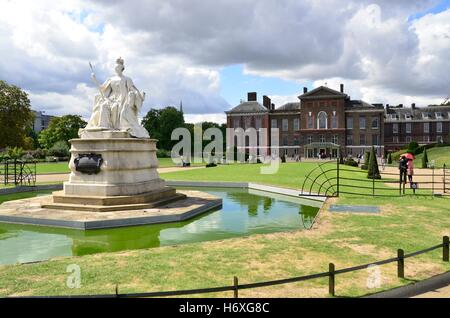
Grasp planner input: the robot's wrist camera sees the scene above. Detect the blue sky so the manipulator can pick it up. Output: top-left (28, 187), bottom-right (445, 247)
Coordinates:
top-left (219, 65), bottom-right (312, 106)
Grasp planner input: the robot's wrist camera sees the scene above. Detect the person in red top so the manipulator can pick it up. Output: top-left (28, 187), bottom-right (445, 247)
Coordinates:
top-left (407, 158), bottom-right (414, 185)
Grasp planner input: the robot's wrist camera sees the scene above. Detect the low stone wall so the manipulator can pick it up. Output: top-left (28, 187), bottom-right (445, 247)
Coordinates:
top-left (0, 184), bottom-right (63, 195)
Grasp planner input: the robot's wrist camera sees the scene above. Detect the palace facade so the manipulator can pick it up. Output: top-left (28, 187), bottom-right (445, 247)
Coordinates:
top-left (225, 84), bottom-right (450, 158)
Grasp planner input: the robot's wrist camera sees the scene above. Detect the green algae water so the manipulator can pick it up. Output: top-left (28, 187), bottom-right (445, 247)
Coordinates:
top-left (0, 187), bottom-right (320, 265)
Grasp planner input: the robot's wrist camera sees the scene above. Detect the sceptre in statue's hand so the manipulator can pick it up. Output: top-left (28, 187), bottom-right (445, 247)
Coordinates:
top-left (89, 62), bottom-right (109, 101)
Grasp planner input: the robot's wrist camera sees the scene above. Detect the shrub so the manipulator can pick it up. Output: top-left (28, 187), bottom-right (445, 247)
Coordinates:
top-left (387, 152), bottom-right (392, 164)
top-left (367, 146), bottom-right (381, 179)
top-left (48, 141), bottom-right (70, 158)
top-left (32, 148), bottom-right (47, 159)
top-left (345, 158), bottom-right (358, 167)
top-left (7, 147), bottom-right (24, 160)
top-left (361, 151), bottom-right (370, 170)
top-left (422, 147), bottom-right (429, 168)
top-left (281, 154), bottom-right (286, 163)
top-left (206, 163), bottom-right (217, 168)
top-left (407, 141), bottom-right (419, 154)
top-left (157, 149), bottom-right (170, 158)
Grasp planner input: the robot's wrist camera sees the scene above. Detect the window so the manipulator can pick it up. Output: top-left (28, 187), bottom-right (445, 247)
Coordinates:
top-left (405, 113), bottom-right (412, 120)
top-left (393, 136), bottom-right (399, 143)
top-left (307, 114), bottom-right (313, 129)
top-left (317, 111), bottom-right (327, 129)
top-left (406, 123), bottom-right (411, 134)
top-left (359, 116), bottom-right (366, 129)
top-left (282, 119), bottom-right (289, 131)
top-left (436, 112), bottom-right (443, 119)
top-left (293, 118), bottom-right (300, 131)
top-left (406, 136), bottom-right (412, 143)
top-left (283, 136), bottom-right (288, 146)
top-left (233, 118), bottom-right (240, 128)
top-left (372, 118), bottom-right (379, 129)
top-left (372, 134), bottom-right (379, 146)
top-left (346, 117), bottom-right (353, 129)
top-left (423, 135), bottom-right (430, 143)
top-left (332, 114), bottom-right (337, 129)
top-left (294, 136), bottom-right (300, 146)
top-left (437, 136), bottom-right (444, 143)
top-left (307, 135), bottom-right (313, 144)
top-left (255, 118), bottom-right (262, 130)
top-left (332, 135), bottom-right (338, 144)
top-left (437, 122), bottom-right (443, 133)
top-left (271, 119), bottom-right (277, 128)
top-left (390, 114), bottom-right (398, 120)
top-left (422, 113), bottom-right (430, 120)
top-left (424, 122), bottom-right (430, 133)
top-left (359, 134), bottom-right (366, 145)
top-left (346, 135), bottom-right (353, 146)
top-left (393, 123), bottom-right (398, 134)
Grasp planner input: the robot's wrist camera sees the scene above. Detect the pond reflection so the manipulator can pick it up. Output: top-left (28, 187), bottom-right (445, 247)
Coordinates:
top-left (0, 187), bottom-right (320, 265)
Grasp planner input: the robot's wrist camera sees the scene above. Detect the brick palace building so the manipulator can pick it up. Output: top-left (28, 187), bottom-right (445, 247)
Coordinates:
top-left (225, 84), bottom-right (450, 158)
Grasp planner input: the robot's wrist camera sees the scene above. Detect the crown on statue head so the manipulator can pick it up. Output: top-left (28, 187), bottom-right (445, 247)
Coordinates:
top-left (116, 57), bottom-right (124, 65)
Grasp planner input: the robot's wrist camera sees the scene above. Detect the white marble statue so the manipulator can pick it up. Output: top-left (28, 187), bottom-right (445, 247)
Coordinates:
top-left (84, 58), bottom-right (150, 138)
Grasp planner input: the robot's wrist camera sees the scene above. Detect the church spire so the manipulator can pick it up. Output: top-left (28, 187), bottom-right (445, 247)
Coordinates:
top-left (179, 100), bottom-right (183, 113)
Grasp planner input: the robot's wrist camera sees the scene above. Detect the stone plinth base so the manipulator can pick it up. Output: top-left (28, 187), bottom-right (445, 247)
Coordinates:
top-left (65, 133), bottom-right (162, 197)
top-left (43, 187), bottom-right (186, 212)
top-left (0, 190), bottom-right (222, 229)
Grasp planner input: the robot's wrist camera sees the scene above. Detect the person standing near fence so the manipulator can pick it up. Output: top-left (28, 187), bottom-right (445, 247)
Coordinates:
top-left (399, 155), bottom-right (408, 184)
top-left (407, 158), bottom-right (414, 185)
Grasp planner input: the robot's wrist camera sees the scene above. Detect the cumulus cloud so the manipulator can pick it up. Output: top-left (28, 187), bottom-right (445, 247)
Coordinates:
top-left (0, 0), bottom-right (448, 122)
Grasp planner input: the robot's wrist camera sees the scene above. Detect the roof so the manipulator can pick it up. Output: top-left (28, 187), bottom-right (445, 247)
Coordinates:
top-left (274, 102), bottom-right (301, 112)
top-left (346, 100), bottom-right (383, 110)
top-left (298, 86), bottom-right (348, 100)
top-left (385, 105), bottom-right (450, 121)
top-left (225, 101), bottom-right (268, 114)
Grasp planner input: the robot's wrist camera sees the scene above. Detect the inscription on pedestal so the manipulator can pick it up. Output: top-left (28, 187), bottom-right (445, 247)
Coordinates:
top-left (74, 153), bottom-right (103, 175)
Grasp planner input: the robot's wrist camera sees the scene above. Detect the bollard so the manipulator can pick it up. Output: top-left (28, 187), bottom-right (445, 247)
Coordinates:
top-left (397, 249), bottom-right (405, 278)
top-left (329, 263), bottom-right (335, 297)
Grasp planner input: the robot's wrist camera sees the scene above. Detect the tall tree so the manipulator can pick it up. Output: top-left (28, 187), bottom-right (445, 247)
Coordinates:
top-left (38, 115), bottom-right (87, 149)
top-left (0, 80), bottom-right (34, 149)
top-left (142, 106), bottom-right (185, 150)
top-left (367, 146), bottom-right (381, 179)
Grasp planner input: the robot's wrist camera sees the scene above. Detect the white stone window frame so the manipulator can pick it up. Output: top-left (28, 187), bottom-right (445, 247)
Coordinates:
top-left (371, 117), bottom-right (379, 129)
top-left (347, 117), bottom-right (353, 130)
top-left (317, 111), bottom-right (328, 130)
top-left (437, 122), bottom-right (443, 133)
top-left (393, 123), bottom-right (399, 134)
top-left (282, 118), bottom-right (289, 131)
top-left (406, 122), bottom-right (412, 134)
top-left (293, 118), bottom-right (300, 131)
top-left (359, 116), bottom-right (366, 130)
top-left (424, 122), bottom-right (430, 133)
top-left (271, 118), bottom-right (277, 128)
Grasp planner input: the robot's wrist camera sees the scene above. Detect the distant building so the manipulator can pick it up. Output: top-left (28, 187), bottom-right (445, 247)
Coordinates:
top-left (32, 110), bottom-right (56, 133)
top-left (225, 84), bottom-right (384, 158)
top-left (384, 104), bottom-right (450, 151)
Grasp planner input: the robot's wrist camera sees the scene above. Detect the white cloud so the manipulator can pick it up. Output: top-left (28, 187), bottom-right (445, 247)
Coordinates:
top-left (0, 0), bottom-right (448, 123)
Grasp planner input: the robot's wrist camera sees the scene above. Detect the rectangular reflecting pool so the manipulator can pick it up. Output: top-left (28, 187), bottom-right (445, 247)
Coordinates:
top-left (0, 187), bottom-right (321, 265)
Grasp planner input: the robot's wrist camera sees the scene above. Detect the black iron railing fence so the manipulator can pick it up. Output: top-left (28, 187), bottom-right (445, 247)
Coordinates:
top-left (12, 236), bottom-right (449, 298)
top-left (0, 160), bottom-right (36, 186)
top-left (300, 159), bottom-right (449, 197)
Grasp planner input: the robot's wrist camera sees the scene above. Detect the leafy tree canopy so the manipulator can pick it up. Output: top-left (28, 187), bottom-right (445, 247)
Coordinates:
top-left (0, 80), bottom-right (34, 149)
top-left (142, 106), bottom-right (185, 150)
top-left (38, 115), bottom-right (87, 149)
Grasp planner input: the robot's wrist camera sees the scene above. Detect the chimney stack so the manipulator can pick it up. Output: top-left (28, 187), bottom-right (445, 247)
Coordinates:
top-left (399, 104), bottom-right (403, 108)
top-left (411, 103), bottom-right (416, 109)
top-left (247, 92), bottom-right (257, 102)
top-left (271, 103), bottom-right (275, 110)
top-left (303, 87), bottom-right (308, 94)
top-left (263, 95), bottom-right (271, 109)
top-left (340, 83), bottom-right (344, 93)
top-left (386, 104), bottom-right (390, 111)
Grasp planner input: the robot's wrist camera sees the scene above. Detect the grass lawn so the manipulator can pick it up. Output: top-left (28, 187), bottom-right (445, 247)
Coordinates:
top-left (34, 158), bottom-right (204, 174)
top-left (414, 146), bottom-right (450, 168)
top-left (35, 162), bottom-right (70, 174)
top-left (0, 162), bottom-right (448, 297)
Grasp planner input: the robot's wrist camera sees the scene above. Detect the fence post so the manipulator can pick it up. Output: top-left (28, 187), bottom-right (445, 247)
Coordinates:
top-left (329, 263), bottom-right (335, 297)
top-left (443, 164), bottom-right (446, 194)
top-left (233, 276), bottom-right (239, 298)
top-left (397, 249), bottom-right (405, 278)
top-left (444, 236), bottom-right (449, 262)
top-left (115, 284), bottom-right (119, 298)
top-left (372, 170), bottom-right (375, 197)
